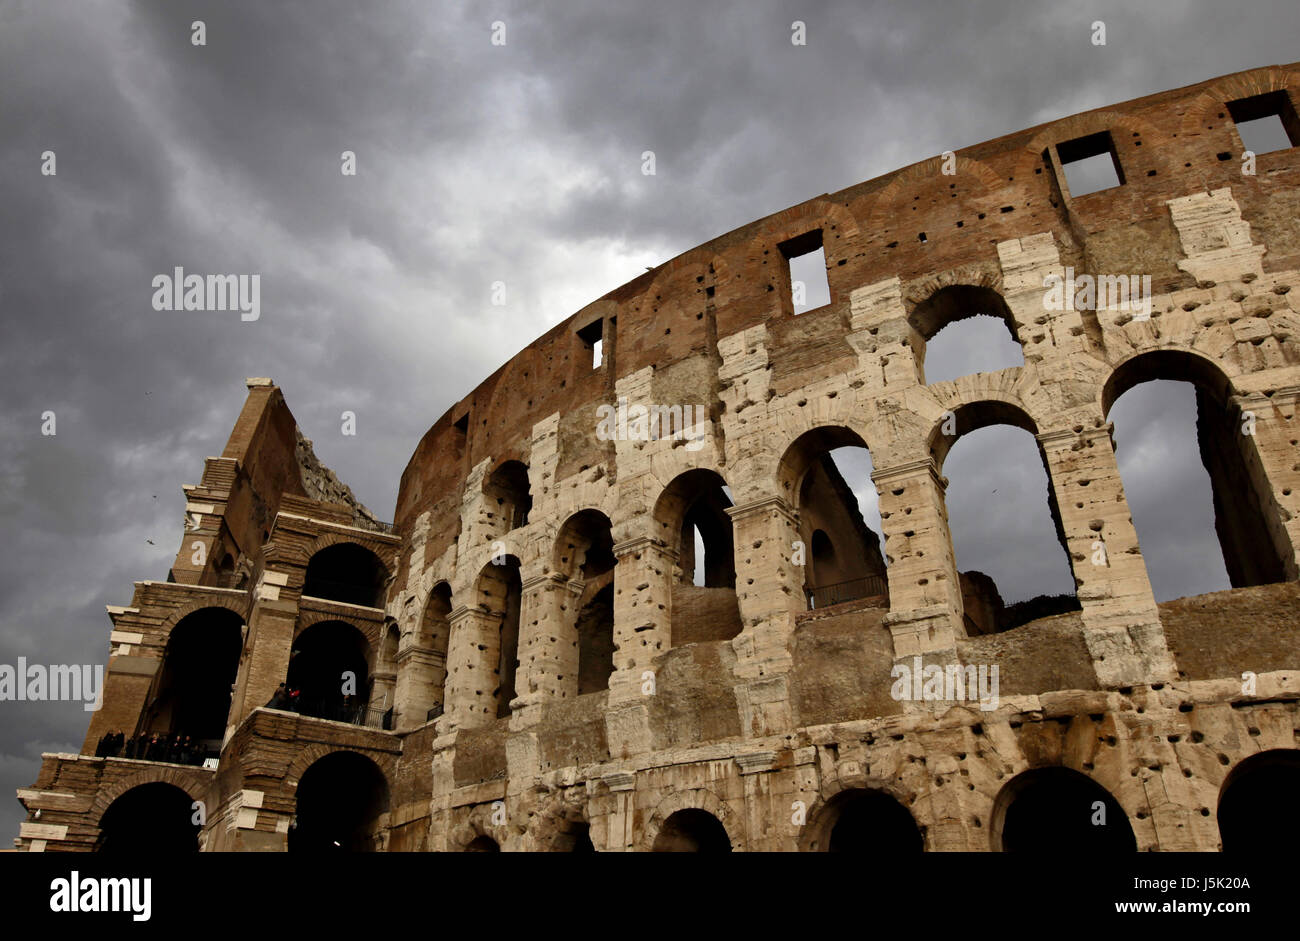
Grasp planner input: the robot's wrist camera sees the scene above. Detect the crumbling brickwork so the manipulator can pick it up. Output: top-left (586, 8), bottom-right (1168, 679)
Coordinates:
top-left (16, 64), bottom-right (1300, 854)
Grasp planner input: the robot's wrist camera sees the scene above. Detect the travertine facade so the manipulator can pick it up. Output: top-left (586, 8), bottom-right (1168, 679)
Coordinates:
top-left (16, 65), bottom-right (1300, 853)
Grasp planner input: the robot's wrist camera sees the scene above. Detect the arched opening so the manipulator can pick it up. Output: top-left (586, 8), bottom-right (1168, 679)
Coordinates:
top-left (652, 809), bottom-right (732, 852)
top-left (486, 460), bottom-right (532, 531)
top-left (909, 285), bottom-right (1024, 385)
top-left (993, 767), bottom-right (1136, 852)
top-left (653, 469), bottom-right (741, 646)
top-left (1104, 350), bottom-right (1287, 601)
top-left (551, 820), bottom-right (596, 852)
top-left (803, 788), bottom-right (923, 853)
top-left (286, 620), bottom-right (371, 724)
top-left (1217, 749), bottom-right (1300, 852)
top-left (477, 556), bottom-right (522, 719)
top-left (930, 403), bottom-right (1079, 634)
top-left (97, 782), bottom-right (199, 853)
top-left (288, 751), bottom-right (389, 852)
top-left (465, 835), bottom-right (500, 852)
top-left (778, 426), bottom-right (887, 609)
top-left (555, 509), bottom-right (617, 695)
top-left (138, 607), bottom-right (242, 760)
top-left (302, 543), bottom-right (389, 608)
top-left (415, 582), bottom-right (453, 723)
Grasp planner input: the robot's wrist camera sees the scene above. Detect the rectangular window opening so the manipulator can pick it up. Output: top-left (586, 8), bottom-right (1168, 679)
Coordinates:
top-left (779, 229), bottom-right (830, 315)
top-left (1057, 130), bottom-right (1124, 197)
top-left (576, 319), bottom-right (604, 369)
top-left (1227, 91), bottom-right (1300, 156)
top-left (452, 412), bottom-right (469, 434)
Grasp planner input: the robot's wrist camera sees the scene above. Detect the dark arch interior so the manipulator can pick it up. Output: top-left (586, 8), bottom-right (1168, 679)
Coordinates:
top-left (97, 782), bottom-right (199, 854)
top-left (289, 751), bottom-right (389, 852)
top-left (576, 583), bottom-right (615, 694)
top-left (822, 789), bottom-right (923, 853)
top-left (652, 808), bottom-right (732, 852)
top-left (287, 620), bottom-right (370, 722)
top-left (465, 835), bottom-right (500, 852)
top-left (143, 608), bottom-right (242, 743)
top-left (553, 821), bottom-right (595, 852)
top-left (998, 767), bottom-right (1136, 852)
top-left (1218, 750), bottom-right (1300, 852)
top-left (302, 543), bottom-right (389, 608)
top-left (478, 557), bottom-right (522, 718)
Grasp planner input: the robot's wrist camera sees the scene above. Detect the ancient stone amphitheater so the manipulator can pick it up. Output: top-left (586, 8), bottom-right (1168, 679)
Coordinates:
top-left (17, 64), bottom-right (1300, 853)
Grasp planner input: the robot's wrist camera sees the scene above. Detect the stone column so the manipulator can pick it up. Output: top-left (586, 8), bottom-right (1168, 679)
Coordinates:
top-left (227, 568), bottom-right (297, 740)
top-left (727, 496), bottom-right (805, 737)
top-left (603, 536), bottom-right (673, 757)
top-left (441, 604), bottom-right (499, 732)
top-left (513, 573), bottom-right (579, 712)
top-left (393, 644), bottom-right (444, 731)
top-left (871, 458), bottom-right (964, 659)
top-left (1232, 387), bottom-right (1300, 580)
top-left (1037, 424), bottom-right (1176, 687)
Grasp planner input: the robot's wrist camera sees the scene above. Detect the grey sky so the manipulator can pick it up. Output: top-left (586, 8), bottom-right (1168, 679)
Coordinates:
top-left (2, 0), bottom-right (1296, 841)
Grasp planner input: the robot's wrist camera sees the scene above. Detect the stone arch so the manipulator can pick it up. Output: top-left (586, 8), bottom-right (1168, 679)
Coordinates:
top-left (302, 541), bottom-right (391, 608)
top-left (91, 767), bottom-right (210, 824)
top-left (926, 397), bottom-right (1039, 473)
top-left (641, 787), bottom-right (740, 852)
top-left (1102, 347), bottom-right (1289, 591)
top-left (653, 468), bottom-right (736, 590)
top-left (293, 608), bottom-right (382, 651)
top-left (140, 606), bottom-right (243, 741)
top-left (904, 282), bottom-right (1024, 385)
top-left (925, 398), bottom-right (1077, 630)
top-left (1026, 109), bottom-right (1169, 182)
top-left (287, 749), bottom-right (391, 852)
top-left (990, 766), bottom-right (1136, 852)
top-left (852, 154), bottom-right (1004, 236)
top-left (798, 786), bottom-right (924, 853)
top-left (449, 803), bottom-right (511, 852)
top-left (776, 425), bottom-right (887, 608)
top-left (156, 594), bottom-right (249, 638)
top-left (474, 554), bottom-right (523, 718)
top-left (1217, 748), bottom-right (1300, 852)
top-left (95, 780), bottom-right (202, 853)
top-left (287, 619), bottom-right (373, 721)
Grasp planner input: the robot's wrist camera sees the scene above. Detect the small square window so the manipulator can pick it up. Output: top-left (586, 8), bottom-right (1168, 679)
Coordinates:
top-left (1227, 91), bottom-right (1300, 156)
top-left (1057, 131), bottom-right (1125, 197)
top-left (576, 319), bottom-right (604, 369)
top-left (779, 230), bottom-right (830, 315)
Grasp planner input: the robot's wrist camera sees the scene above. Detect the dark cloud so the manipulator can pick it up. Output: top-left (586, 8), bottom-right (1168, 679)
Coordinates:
top-left (2, 0), bottom-right (1296, 840)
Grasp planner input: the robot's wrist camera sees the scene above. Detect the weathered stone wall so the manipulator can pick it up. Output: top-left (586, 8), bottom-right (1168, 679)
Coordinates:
top-left (17, 64), bottom-right (1300, 854)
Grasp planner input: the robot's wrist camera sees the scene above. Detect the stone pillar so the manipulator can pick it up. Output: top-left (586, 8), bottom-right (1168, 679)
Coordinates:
top-left (227, 568), bottom-right (297, 740)
top-left (1037, 424), bottom-right (1176, 686)
top-left (872, 458), bottom-right (964, 658)
top-left (1232, 387), bottom-right (1300, 580)
top-left (441, 604), bottom-right (499, 732)
top-left (603, 536), bottom-right (672, 757)
top-left (727, 496), bottom-right (805, 737)
top-left (513, 573), bottom-right (579, 711)
top-left (393, 644), bottom-right (444, 731)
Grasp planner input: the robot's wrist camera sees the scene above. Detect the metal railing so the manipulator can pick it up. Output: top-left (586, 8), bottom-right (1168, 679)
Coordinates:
top-left (294, 698), bottom-right (396, 730)
top-left (299, 577), bottom-right (385, 609)
top-left (805, 574), bottom-right (888, 610)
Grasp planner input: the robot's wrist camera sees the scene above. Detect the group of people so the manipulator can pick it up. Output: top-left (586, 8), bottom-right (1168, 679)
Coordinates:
top-left (94, 730), bottom-right (212, 766)
top-left (265, 683), bottom-right (370, 725)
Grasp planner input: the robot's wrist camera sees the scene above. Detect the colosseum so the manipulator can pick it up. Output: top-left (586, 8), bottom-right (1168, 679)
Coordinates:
top-left (15, 63), bottom-right (1300, 854)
